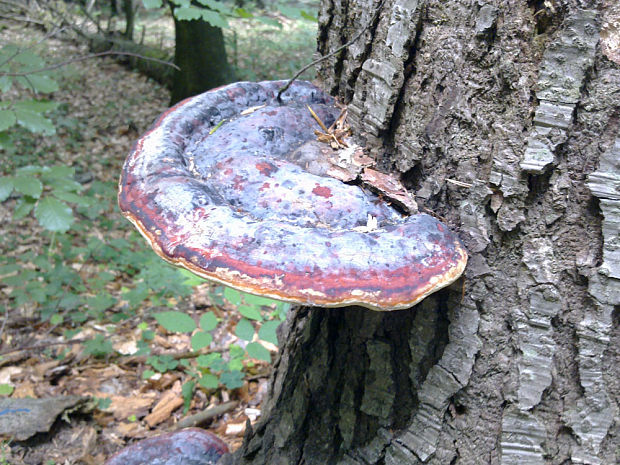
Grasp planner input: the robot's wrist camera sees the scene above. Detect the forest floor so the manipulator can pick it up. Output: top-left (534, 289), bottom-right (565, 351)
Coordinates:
top-left (0, 10), bottom-right (316, 464)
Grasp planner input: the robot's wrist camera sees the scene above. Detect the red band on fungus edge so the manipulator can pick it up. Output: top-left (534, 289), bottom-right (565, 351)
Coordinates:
top-left (118, 81), bottom-right (467, 311)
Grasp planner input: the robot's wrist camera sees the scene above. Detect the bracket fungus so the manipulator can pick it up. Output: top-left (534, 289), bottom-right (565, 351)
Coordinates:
top-left (118, 81), bottom-right (467, 311)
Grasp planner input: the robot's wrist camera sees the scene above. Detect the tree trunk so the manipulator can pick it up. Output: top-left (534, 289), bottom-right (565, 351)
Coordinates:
top-left (122, 0), bottom-right (135, 40)
top-left (222, 1), bottom-right (619, 464)
top-left (170, 7), bottom-right (233, 104)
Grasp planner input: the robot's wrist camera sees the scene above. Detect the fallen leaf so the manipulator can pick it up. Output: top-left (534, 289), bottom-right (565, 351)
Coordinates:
top-left (144, 387), bottom-right (184, 427)
top-left (361, 168), bottom-right (418, 214)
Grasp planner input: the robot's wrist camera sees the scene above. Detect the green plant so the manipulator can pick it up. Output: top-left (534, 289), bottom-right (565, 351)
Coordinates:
top-left (0, 440), bottom-right (11, 465)
top-left (143, 0), bottom-right (315, 29)
top-left (0, 384), bottom-right (14, 396)
top-left (0, 165), bottom-right (90, 233)
top-left (153, 287), bottom-right (290, 393)
top-left (0, 18), bottom-right (305, 418)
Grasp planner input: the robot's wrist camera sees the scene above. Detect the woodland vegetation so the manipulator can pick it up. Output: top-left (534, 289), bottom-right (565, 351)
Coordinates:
top-left (0, 0), bottom-right (319, 462)
top-left (1, 1), bottom-right (619, 465)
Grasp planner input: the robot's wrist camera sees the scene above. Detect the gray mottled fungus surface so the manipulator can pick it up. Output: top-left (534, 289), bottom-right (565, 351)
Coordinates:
top-left (119, 80), bottom-right (467, 310)
top-left (105, 428), bottom-right (228, 465)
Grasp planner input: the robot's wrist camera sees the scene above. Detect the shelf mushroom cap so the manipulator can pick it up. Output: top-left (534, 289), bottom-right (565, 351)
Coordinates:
top-left (118, 81), bottom-right (467, 311)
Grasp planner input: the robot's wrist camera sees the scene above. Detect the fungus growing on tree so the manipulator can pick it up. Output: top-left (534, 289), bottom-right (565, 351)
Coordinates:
top-left (118, 81), bottom-right (467, 311)
top-left (105, 428), bottom-right (228, 465)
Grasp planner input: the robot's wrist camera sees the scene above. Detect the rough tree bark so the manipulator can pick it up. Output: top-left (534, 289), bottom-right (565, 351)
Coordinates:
top-left (222, 1), bottom-right (619, 464)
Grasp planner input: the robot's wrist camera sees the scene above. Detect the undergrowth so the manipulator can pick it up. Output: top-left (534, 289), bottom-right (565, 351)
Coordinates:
top-left (0, 2), bottom-right (315, 409)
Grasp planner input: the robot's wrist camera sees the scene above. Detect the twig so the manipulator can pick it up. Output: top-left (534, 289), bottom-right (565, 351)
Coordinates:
top-left (0, 338), bottom-right (88, 356)
top-left (173, 401), bottom-right (238, 430)
top-left (1, 50), bottom-right (180, 77)
top-left (122, 347), bottom-right (226, 365)
top-left (78, 3), bottom-right (106, 36)
top-left (0, 25), bottom-right (66, 69)
top-left (446, 179), bottom-right (473, 188)
top-left (276, 0), bottom-right (386, 101)
top-left (0, 14), bottom-right (46, 26)
top-left (307, 105), bottom-right (329, 132)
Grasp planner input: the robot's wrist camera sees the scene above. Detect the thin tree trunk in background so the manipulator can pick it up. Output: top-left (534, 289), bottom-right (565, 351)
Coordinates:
top-left (223, 1), bottom-right (619, 464)
top-left (170, 8), bottom-right (233, 105)
top-left (122, 0), bottom-right (134, 40)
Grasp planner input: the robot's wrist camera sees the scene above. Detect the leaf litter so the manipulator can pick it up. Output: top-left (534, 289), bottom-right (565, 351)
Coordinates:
top-left (0, 22), bottom-right (271, 464)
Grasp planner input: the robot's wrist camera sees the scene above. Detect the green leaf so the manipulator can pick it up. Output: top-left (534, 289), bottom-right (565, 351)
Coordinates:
top-left (244, 293), bottom-right (281, 307)
top-left (13, 176), bottom-right (42, 198)
top-left (208, 11), bottom-right (229, 28)
top-left (229, 343), bottom-right (245, 359)
top-left (196, 353), bottom-right (225, 370)
top-left (148, 354), bottom-right (179, 372)
top-left (199, 312), bottom-right (217, 331)
top-left (142, 0), bottom-right (163, 7)
top-left (0, 176), bottom-right (14, 201)
top-left (179, 268), bottom-right (203, 286)
top-left (14, 100), bottom-right (60, 113)
top-left (174, 6), bottom-right (202, 20)
top-left (14, 108), bottom-right (55, 134)
top-left (15, 165), bottom-right (44, 176)
top-left (198, 373), bottom-right (218, 389)
top-left (278, 6), bottom-right (308, 20)
top-left (223, 287), bottom-right (242, 306)
top-left (234, 8), bottom-right (253, 18)
top-left (34, 197), bottom-right (74, 232)
top-left (256, 16), bottom-right (282, 28)
top-left (191, 331), bottom-right (213, 351)
top-left (45, 165), bottom-right (74, 178)
top-left (0, 384), bottom-right (14, 396)
top-left (228, 357), bottom-right (243, 371)
top-left (83, 334), bottom-right (114, 357)
top-left (239, 304), bottom-right (262, 321)
top-left (47, 178), bottom-right (83, 193)
top-left (124, 285), bottom-right (149, 307)
top-left (0, 75), bottom-right (12, 93)
top-left (70, 311), bottom-right (87, 323)
top-left (246, 342), bottom-right (271, 362)
top-left (154, 311), bottom-right (196, 332)
top-left (219, 370), bottom-right (244, 389)
top-left (12, 50), bottom-right (42, 66)
top-left (258, 320), bottom-right (280, 346)
top-left (53, 190), bottom-right (91, 205)
top-left (0, 109), bottom-right (16, 131)
top-left (0, 132), bottom-right (14, 152)
top-left (27, 74), bottom-right (59, 93)
top-left (235, 317), bottom-right (254, 341)
top-left (12, 197), bottom-right (35, 219)
top-left (196, 0), bottom-right (225, 12)
top-left (96, 397), bottom-right (112, 409)
top-left (182, 380), bottom-right (195, 413)
top-left (142, 369), bottom-right (156, 379)
top-left (87, 294), bottom-right (116, 312)
top-left (301, 10), bottom-right (318, 22)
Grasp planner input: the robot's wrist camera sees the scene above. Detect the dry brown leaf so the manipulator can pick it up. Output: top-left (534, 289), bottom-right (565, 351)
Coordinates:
top-left (361, 168), bottom-right (418, 214)
top-left (33, 359), bottom-right (61, 378)
top-left (224, 416), bottom-right (248, 436)
top-left (115, 421), bottom-right (149, 439)
top-left (104, 393), bottom-right (157, 421)
top-left (12, 380), bottom-right (36, 398)
top-left (144, 387), bottom-right (184, 427)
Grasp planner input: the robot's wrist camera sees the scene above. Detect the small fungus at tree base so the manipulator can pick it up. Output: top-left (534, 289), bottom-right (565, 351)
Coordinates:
top-left (104, 428), bottom-right (228, 465)
top-left (118, 80), bottom-right (467, 311)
